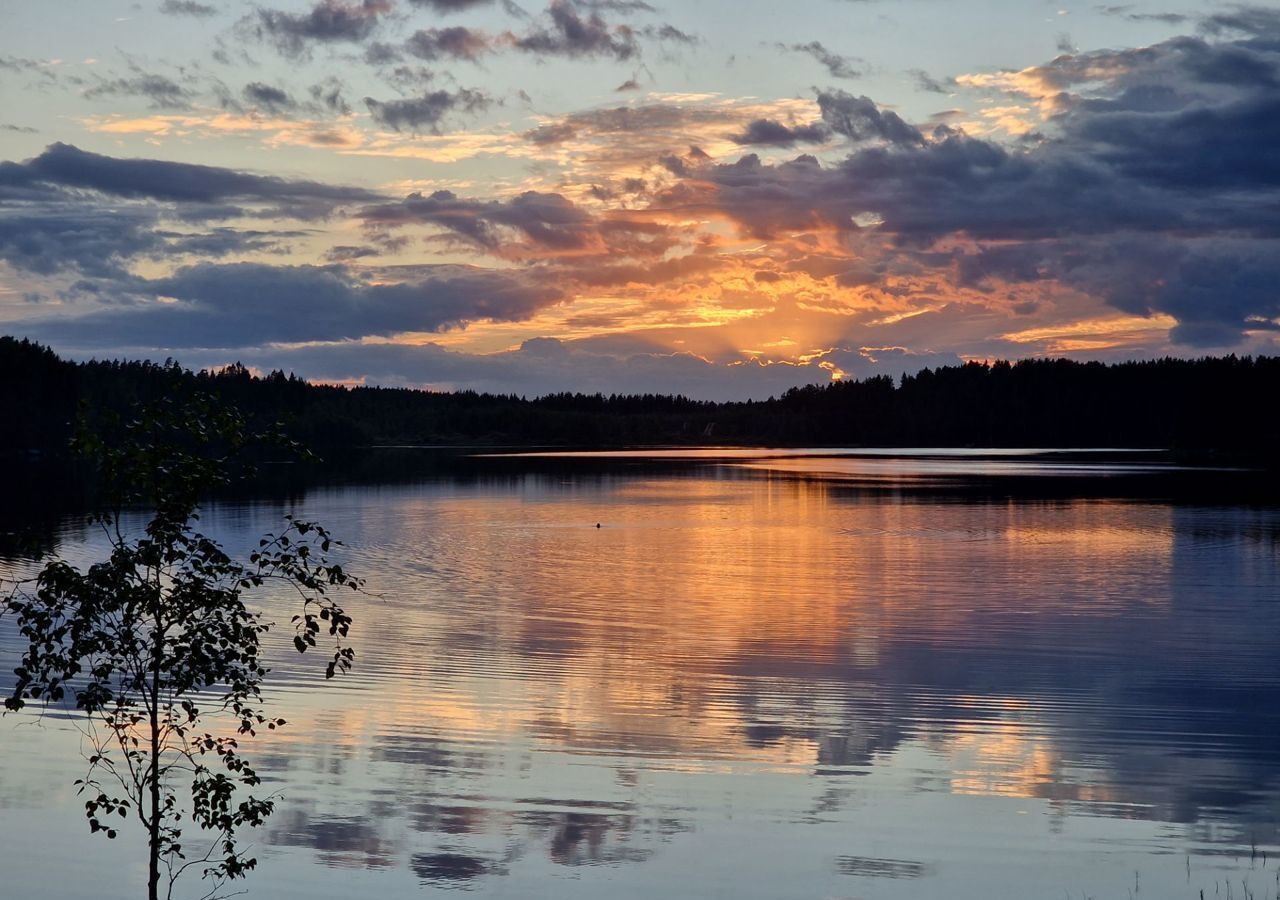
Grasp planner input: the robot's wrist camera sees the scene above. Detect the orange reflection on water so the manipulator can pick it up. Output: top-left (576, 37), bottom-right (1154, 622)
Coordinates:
top-left (253, 469), bottom-right (1179, 786)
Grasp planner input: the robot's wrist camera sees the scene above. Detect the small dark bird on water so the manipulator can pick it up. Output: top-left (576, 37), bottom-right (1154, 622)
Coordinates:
top-left (596, 523), bottom-right (601, 528)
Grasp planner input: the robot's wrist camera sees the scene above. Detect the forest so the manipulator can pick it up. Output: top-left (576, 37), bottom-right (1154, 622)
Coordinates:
top-left (3, 336), bottom-right (1278, 460)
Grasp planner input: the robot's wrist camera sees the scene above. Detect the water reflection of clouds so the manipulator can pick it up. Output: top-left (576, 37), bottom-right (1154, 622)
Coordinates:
top-left (247, 472), bottom-right (1280, 876)
top-left (4, 458), bottom-right (1280, 898)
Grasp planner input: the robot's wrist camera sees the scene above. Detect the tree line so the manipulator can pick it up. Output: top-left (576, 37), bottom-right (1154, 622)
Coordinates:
top-left (3, 336), bottom-right (1278, 459)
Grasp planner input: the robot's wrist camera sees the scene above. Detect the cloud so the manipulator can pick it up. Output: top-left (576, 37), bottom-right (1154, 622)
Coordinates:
top-left (576, 0), bottom-right (656, 12)
top-left (362, 189), bottom-right (594, 250)
top-left (250, 0), bottom-right (686, 67)
top-left (0, 206), bottom-right (168, 278)
top-left (646, 20), bottom-right (1280, 346)
top-left (407, 0), bottom-right (527, 16)
top-left (83, 71), bottom-right (193, 109)
top-left (242, 81), bottom-right (296, 113)
top-left (0, 55), bottom-right (58, 87)
top-left (323, 244), bottom-right (384, 261)
top-left (407, 0), bottom-right (495, 10)
top-left (404, 26), bottom-right (494, 62)
top-left (523, 102), bottom-right (724, 143)
top-left (779, 41), bottom-right (862, 79)
top-left (253, 0), bottom-right (393, 57)
top-left (1200, 6), bottom-right (1280, 36)
top-left (0, 211), bottom-right (300, 281)
top-left (517, 96), bottom-right (822, 177)
top-left (0, 143), bottom-right (382, 217)
top-left (158, 0), bottom-right (218, 16)
top-left (23, 263), bottom-right (564, 349)
top-left (0, 144), bottom-right (383, 278)
top-left (728, 118), bottom-right (829, 147)
top-left (510, 0), bottom-right (640, 60)
top-left (816, 90), bottom-right (923, 145)
top-left (363, 88), bottom-right (493, 132)
top-left (1095, 5), bottom-right (1195, 26)
top-left (358, 188), bottom-right (675, 262)
top-left (642, 23), bottom-right (697, 47)
top-left (909, 68), bottom-right (953, 94)
top-left (10, 6), bottom-right (1280, 382)
top-left (308, 77), bottom-right (352, 115)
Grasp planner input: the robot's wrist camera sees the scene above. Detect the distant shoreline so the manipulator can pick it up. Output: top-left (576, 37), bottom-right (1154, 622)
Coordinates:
top-left (3, 336), bottom-right (1277, 466)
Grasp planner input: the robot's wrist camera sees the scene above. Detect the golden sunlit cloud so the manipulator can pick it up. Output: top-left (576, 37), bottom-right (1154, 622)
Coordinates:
top-left (1000, 314), bottom-right (1178, 352)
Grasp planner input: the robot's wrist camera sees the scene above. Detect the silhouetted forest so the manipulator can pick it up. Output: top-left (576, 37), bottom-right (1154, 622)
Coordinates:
top-left (3, 336), bottom-right (1278, 460)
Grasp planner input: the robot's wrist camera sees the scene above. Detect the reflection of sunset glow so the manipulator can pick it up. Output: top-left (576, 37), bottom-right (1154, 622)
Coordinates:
top-left (948, 723), bottom-right (1060, 799)
top-left (248, 474), bottom-right (1182, 782)
top-left (5, 463), bottom-right (1280, 899)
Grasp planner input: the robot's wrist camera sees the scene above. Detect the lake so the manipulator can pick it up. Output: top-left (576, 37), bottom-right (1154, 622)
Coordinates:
top-left (2, 449), bottom-right (1279, 899)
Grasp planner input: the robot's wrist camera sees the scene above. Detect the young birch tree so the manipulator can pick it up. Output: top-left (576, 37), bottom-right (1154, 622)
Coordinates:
top-left (2, 390), bottom-right (361, 900)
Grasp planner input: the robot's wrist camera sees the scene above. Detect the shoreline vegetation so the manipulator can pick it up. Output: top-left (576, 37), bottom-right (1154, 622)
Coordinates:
top-left (4, 336), bottom-right (1278, 462)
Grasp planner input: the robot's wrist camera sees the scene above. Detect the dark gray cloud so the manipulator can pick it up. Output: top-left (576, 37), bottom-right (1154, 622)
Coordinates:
top-left (1200, 6), bottom-right (1280, 36)
top-left (0, 124), bottom-right (37, 133)
top-left (83, 71), bottom-right (193, 109)
top-left (908, 68), bottom-right (953, 94)
top-left (157, 227), bottom-right (302, 258)
top-left (364, 88), bottom-right (493, 132)
top-left (0, 55), bottom-right (58, 84)
top-left (576, 0), bottom-right (655, 12)
top-left (242, 81), bottom-right (296, 113)
top-left (231, 77), bottom-right (350, 118)
top-left (780, 41), bottom-right (862, 79)
top-left (361, 189), bottom-right (598, 252)
top-left (0, 143), bottom-right (382, 217)
top-left (380, 64), bottom-right (440, 91)
top-left (253, 0), bottom-right (393, 57)
top-left (158, 0), bottom-right (218, 16)
top-left (729, 118), bottom-right (830, 147)
top-left (0, 206), bottom-right (165, 278)
top-left (309, 77), bottom-right (352, 115)
top-left (408, 0), bottom-right (495, 10)
top-left (323, 244), bottom-right (384, 261)
top-left (405, 26), bottom-right (493, 61)
top-left (0, 56), bottom-right (39, 71)
top-left (1127, 11), bottom-right (1190, 25)
top-left (363, 41), bottom-right (403, 64)
top-left (253, 0), bottom-right (683, 65)
top-left (816, 90), bottom-right (923, 145)
top-left (23, 263), bottom-right (563, 349)
top-left (0, 209), bottom-right (300, 281)
top-left (410, 0), bottom-right (527, 16)
top-left (1093, 7), bottom-right (1191, 28)
top-left (360, 185), bottom-right (680, 267)
top-left (0, 144), bottom-right (384, 279)
top-left (511, 0), bottom-right (640, 60)
top-left (642, 23), bottom-right (697, 46)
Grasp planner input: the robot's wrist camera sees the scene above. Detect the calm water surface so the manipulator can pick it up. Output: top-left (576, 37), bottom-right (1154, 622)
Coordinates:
top-left (2, 450), bottom-right (1279, 899)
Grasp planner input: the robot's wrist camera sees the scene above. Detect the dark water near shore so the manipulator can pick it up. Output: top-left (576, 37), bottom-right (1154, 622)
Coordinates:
top-left (2, 449), bottom-right (1279, 899)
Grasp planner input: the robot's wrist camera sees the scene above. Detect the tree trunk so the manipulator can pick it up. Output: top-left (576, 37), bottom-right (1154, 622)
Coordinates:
top-left (148, 607), bottom-right (163, 900)
top-left (148, 705), bottom-right (160, 900)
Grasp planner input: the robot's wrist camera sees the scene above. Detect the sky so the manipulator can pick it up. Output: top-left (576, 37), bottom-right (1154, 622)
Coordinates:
top-left (1, 0), bottom-right (1278, 399)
